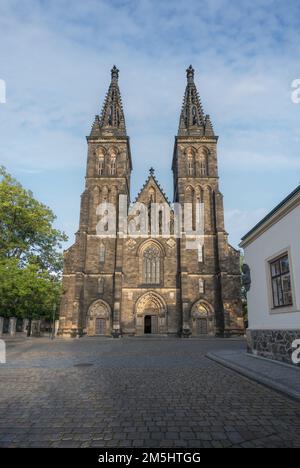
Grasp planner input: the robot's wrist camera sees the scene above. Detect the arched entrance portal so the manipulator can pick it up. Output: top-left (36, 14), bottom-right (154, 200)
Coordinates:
top-left (191, 300), bottom-right (215, 336)
top-left (135, 292), bottom-right (167, 335)
top-left (86, 299), bottom-right (111, 336)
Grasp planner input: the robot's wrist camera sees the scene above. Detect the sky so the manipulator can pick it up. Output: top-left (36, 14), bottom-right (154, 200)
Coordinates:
top-left (0, 0), bottom-right (299, 249)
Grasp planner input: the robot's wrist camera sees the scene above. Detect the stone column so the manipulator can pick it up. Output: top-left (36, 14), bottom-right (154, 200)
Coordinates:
top-left (203, 186), bottom-right (212, 232)
top-left (9, 317), bottom-right (17, 336)
top-left (31, 320), bottom-right (41, 337)
top-left (22, 319), bottom-right (29, 334)
top-left (0, 317), bottom-right (4, 336)
top-left (54, 320), bottom-right (60, 337)
top-left (181, 302), bottom-right (191, 337)
top-left (112, 267), bottom-right (123, 337)
top-left (112, 301), bottom-right (121, 337)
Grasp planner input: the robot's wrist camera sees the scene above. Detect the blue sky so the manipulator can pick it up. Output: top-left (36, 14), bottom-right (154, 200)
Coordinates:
top-left (0, 0), bottom-right (299, 248)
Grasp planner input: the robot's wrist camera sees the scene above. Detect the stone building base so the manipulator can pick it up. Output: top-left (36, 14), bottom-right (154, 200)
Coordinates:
top-left (247, 329), bottom-right (300, 367)
top-left (57, 327), bottom-right (83, 338)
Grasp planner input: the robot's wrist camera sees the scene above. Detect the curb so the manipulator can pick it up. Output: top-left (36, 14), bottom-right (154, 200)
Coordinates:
top-left (206, 351), bottom-right (300, 402)
top-left (246, 351), bottom-right (300, 371)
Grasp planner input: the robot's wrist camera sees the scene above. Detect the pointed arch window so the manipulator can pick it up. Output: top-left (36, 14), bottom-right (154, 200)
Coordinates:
top-left (98, 158), bottom-right (104, 176)
top-left (192, 106), bottom-right (198, 125)
top-left (99, 243), bottom-right (106, 263)
top-left (184, 108), bottom-right (188, 127)
top-left (188, 157), bottom-right (194, 176)
top-left (108, 105), bottom-right (113, 125)
top-left (191, 89), bottom-right (196, 104)
top-left (110, 157), bottom-right (116, 175)
top-left (199, 278), bottom-right (205, 294)
top-left (159, 210), bottom-right (163, 235)
top-left (143, 245), bottom-right (161, 284)
top-left (198, 243), bottom-right (204, 263)
top-left (98, 277), bottom-right (104, 294)
top-left (116, 108), bottom-right (120, 126)
top-left (96, 147), bottom-right (105, 176)
top-left (199, 155), bottom-right (208, 176)
top-left (186, 149), bottom-right (195, 176)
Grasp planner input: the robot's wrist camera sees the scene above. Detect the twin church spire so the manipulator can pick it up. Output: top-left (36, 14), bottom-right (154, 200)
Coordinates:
top-left (89, 64), bottom-right (214, 138)
top-left (178, 65), bottom-right (215, 137)
top-left (89, 65), bottom-right (127, 138)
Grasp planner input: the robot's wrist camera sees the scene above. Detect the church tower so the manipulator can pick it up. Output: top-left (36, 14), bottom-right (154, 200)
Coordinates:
top-left (172, 66), bottom-right (243, 336)
top-left (59, 66), bottom-right (132, 337)
top-left (59, 65), bottom-right (243, 338)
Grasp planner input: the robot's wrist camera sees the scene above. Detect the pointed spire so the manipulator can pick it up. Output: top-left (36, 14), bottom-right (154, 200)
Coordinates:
top-left (89, 66), bottom-right (126, 138)
top-left (178, 65), bottom-right (207, 136)
top-left (186, 64), bottom-right (195, 84)
top-left (204, 114), bottom-right (215, 136)
top-left (89, 115), bottom-right (101, 138)
top-left (111, 65), bottom-right (119, 83)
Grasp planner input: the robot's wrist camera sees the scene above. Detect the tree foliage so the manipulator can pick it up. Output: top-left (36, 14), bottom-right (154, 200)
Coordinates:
top-left (0, 167), bottom-right (67, 319)
top-left (0, 259), bottom-right (62, 319)
top-left (0, 166), bottom-right (67, 272)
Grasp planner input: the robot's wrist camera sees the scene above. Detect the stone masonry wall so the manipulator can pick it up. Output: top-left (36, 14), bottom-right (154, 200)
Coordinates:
top-left (247, 329), bottom-right (300, 367)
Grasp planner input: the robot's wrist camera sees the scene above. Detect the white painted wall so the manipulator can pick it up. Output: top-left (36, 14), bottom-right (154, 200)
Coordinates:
top-left (244, 204), bottom-right (300, 330)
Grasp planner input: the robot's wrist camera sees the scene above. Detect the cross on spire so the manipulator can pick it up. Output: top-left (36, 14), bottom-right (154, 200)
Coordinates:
top-left (111, 65), bottom-right (119, 83)
top-left (186, 65), bottom-right (194, 83)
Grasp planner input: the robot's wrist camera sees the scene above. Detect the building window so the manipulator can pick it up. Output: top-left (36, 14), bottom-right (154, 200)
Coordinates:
top-left (199, 156), bottom-right (207, 176)
top-left (158, 210), bottom-right (163, 235)
top-left (192, 106), bottom-right (198, 125)
top-left (270, 253), bottom-right (293, 308)
top-left (143, 245), bottom-right (160, 284)
top-left (110, 157), bottom-right (116, 175)
top-left (98, 158), bottom-right (104, 176)
top-left (199, 278), bottom-right (205, 294)
top-left (197, 244), bottom-right (203, 262)
top-left (99, 243), bottom-right (105, 263)
top-left (98, 277), bottom-right (104, 294)
top-left (187, 157), bottom-right (194, 176)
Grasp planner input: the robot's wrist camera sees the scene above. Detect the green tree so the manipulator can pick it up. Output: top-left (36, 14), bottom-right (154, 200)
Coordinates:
top-left (0, 167), bottom-right (67, 324)
top-left (0, 166), bottom-right (67, 272)
top-left (0, 259), bottom-right (62, 319)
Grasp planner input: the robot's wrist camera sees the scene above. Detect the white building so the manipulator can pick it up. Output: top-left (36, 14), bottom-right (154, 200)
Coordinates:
top-left (240, 185), bottom-right (300, 366)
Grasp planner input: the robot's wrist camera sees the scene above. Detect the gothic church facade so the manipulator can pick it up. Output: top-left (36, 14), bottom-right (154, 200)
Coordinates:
top-left (58, 66), bottom-right (243, 337)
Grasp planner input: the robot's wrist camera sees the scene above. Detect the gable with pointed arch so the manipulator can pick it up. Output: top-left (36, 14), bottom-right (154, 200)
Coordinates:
top-left (190, 299), bottom-right (215, 336)
top-left (86, 299), bottom-right (111, 336)
top-left (135, 291), bottom-right (167, 335)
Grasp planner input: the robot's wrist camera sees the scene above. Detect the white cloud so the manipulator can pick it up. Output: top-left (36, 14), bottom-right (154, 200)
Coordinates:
top-left (0, 0), bottom-right (299, 244)
top-left (225, 208), bottom-right (268, 248)
top-left (221, 150), bottom-right (300, 170)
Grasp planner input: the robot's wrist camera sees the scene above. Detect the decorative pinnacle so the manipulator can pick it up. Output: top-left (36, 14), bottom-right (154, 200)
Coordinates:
top-left (111, 65), bottom-right (119, 82)
top-left (149, 167), bottom-right (155, 176)
top-left (186, 65), bottom-right (194, 83)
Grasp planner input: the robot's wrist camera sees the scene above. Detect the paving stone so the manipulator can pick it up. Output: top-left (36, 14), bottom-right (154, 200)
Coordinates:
top-left (0, 337), bottom-right (299, 448)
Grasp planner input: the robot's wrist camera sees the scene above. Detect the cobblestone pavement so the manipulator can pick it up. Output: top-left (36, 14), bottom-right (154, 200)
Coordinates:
top-left (0, 337), bottom-right (299, 448)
